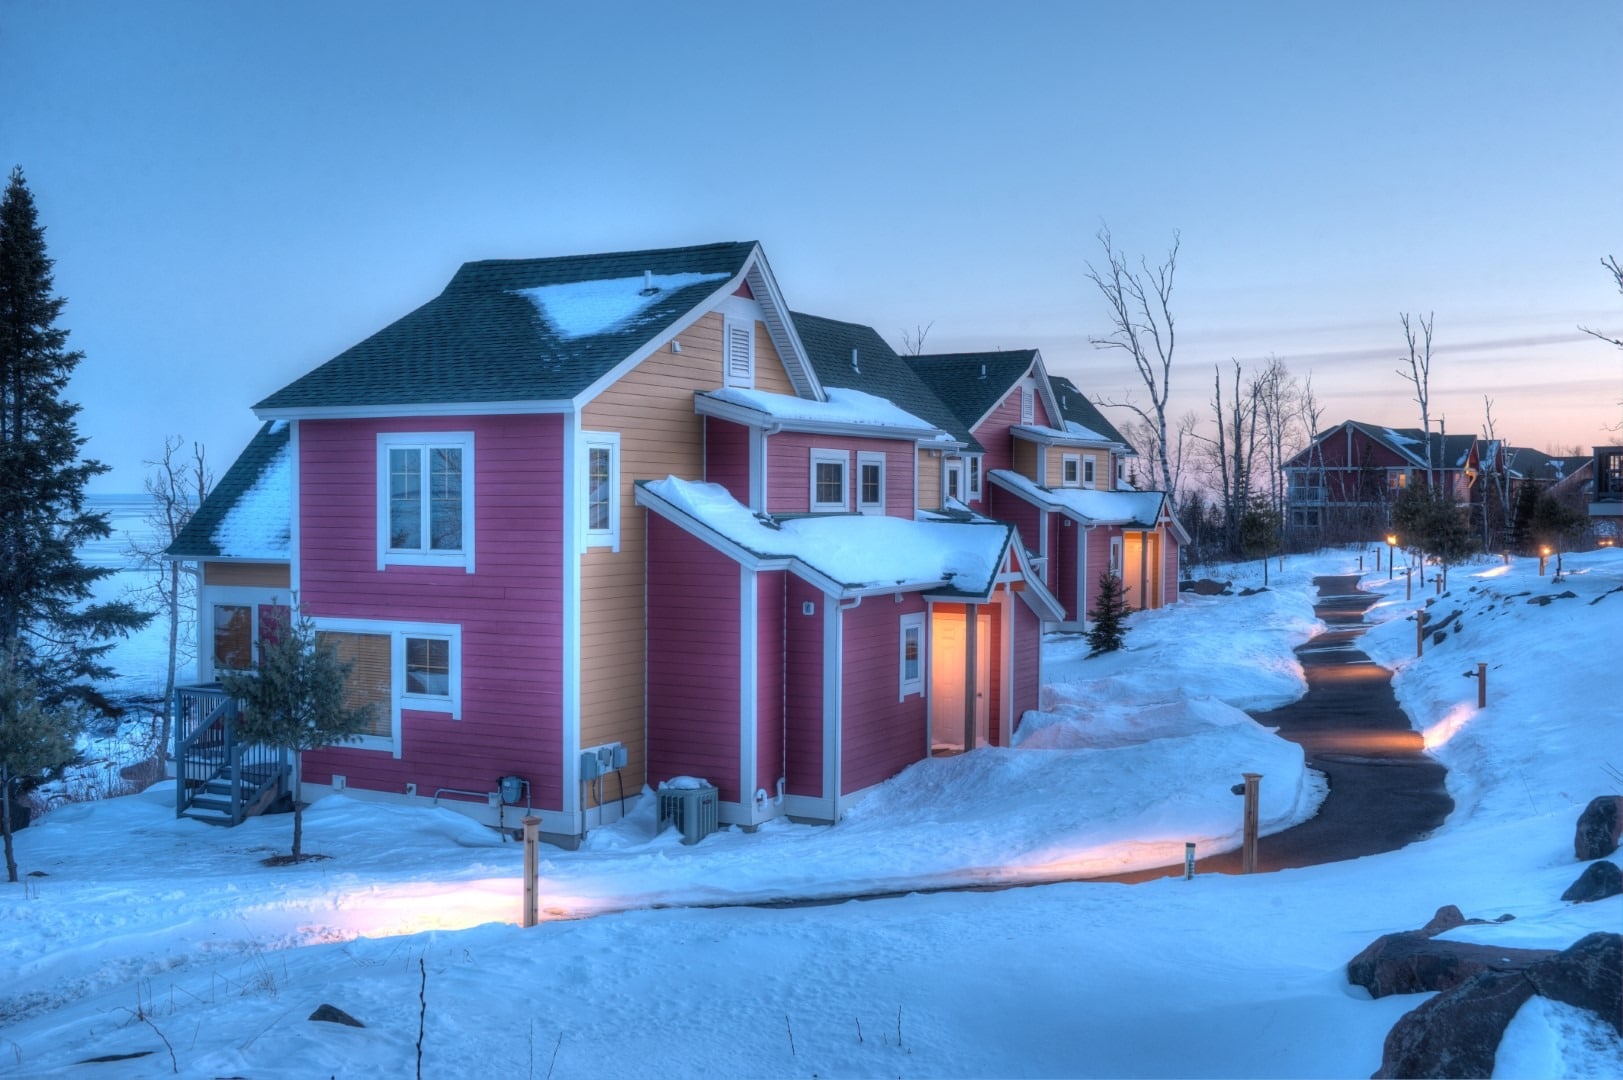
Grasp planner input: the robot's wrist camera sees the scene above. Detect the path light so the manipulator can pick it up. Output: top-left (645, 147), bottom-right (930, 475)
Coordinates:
top-left (1539, 545), bottom-right (1551, 576)
top-left (1386, 534), bottom-right (1398, 580)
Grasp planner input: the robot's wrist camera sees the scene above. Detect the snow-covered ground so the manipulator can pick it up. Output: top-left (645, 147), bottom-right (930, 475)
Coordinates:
top-left (4, 545), bottom-right (1620, 1077)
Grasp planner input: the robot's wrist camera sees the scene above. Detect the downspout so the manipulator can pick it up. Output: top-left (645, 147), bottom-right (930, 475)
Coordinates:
top-left (963, 602), bottom-right (978, 750)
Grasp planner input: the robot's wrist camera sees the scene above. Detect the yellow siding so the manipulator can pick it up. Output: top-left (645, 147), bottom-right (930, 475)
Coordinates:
top-left (579, 311), bottom-right (791, 804)
top-left (203, 562), bottom-right (290, 588)
top-left (1015, 441), bottom-right (1040, 481)
top-left (916, 450), bottom-right (941, 511)
top-left (1045, 446), bottom-right (1108, 488)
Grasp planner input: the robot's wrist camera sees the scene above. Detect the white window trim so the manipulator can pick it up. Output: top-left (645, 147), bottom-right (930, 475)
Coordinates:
top-left (377, 431), bottom-right (475, 573)
top-left (899, 612), bottom-right (925, 700)
top-left (1115, 458), bottom-right (1125, 487)
top-left (1061, 454), bottom-right (1081, 488)
top-left (857, 451), bottom-right (886, 515)
top-left (723, 316), bottom-right (755, 389)
top-left (1109, 537), bottom-right (1124, 576)
top-left (312, 617), bottom-right (463, 757)
top-left (810, 448), bottom-right (850, 512)
top-left (201, 586), bottom-right (289, 681)
top-left (944, 459), bottom-right (963, 503)
top-left (1083, 456), bottom-right (1097, 488)
top-left (583, 431), bottom-right (621, 551)
top-left (966, 454), bottom-right (982, 501)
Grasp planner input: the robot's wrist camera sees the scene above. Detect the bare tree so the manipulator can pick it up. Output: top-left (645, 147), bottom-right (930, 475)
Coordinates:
top-left (1194, 360), bottom-right (1261, 554)
top-left (1253, 355), bottom-right (1304, 526)
top-left (1086, 227), bottom-right (1180, 494)
top-left (1480, 397), bottom-right (1513, 551)
top-left (1397, 312), bottom-right (1436, 477)
top-left (1121, 411), bottom-right (1196, 495)
top-left (1294, 374), bottom-right (1326, 543)
top-left (899, 321), bottom-right (934, 356)
top-left (1577, 255), bottom-right (1622, 431)
top-left (125, 437), bottom-right (211, 768)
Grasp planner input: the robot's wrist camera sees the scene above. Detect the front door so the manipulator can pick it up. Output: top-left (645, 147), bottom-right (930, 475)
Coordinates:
top-left (930, 609), bottom-right (990, 751)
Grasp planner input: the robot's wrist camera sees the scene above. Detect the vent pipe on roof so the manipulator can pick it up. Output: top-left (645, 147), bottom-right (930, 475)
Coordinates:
top-left (979, 363), bottom-right (986, 379)
top-left (639, 269), bottom-right (657, 296)
top-left (851, 348), bottom-right (860, 373)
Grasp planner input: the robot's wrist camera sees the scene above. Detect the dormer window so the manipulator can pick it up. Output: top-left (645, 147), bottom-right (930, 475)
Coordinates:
top-left (1061, 454), bottom-right (1081, 487)
top-left (1083, 457), bottom-right (1097, 488)
top-left (857, 451), bottom-right (886, 515)
top-left (811, 449), bottom-right (849, 512)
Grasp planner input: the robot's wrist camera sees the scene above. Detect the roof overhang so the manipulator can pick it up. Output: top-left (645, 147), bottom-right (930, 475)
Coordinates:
top-left (1008, 423), bottom-right (1126, 451)
top-left (256, 399), bottom-right (575, 422)
top-left (694, 390), bottom-right (949, 443)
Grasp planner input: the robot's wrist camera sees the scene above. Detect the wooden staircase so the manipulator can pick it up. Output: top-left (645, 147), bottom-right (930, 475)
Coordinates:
top-left (174, 685), bottom-right (290, 826)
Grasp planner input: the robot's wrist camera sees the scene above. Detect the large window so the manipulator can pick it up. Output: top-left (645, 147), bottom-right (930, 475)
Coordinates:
top-left (378, 432), bottom-right (474, 571)
top-left (584, 432), bottom-right (620, 549)
top-left (315, 620), bottom-right (463, 753)
top-left (811, 449), bottom-right (849, 512)
top-left (899, 613), bottom-right (925, 699)
top-left (857, 451), bottom-right (886, 515)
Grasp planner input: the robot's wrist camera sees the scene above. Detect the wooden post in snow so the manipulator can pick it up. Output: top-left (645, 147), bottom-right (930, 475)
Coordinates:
top-left (1241, 773), bottom-right (1261, 874)
top-left (522, 816), bottom-right (540, 928)
top-left (1476, 662), bottom-right (1487, 709)
top-left (964, 604), bottom-right (978, 751)
top-left (1416, 610), bottom-right (1427, 658)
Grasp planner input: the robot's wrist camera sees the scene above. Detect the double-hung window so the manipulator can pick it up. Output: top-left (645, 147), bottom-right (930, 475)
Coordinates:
top-left (1061, 454), bottom-right (1081, 487)
top-left (898, 612), bottom-right (925, 699)
top-left (583, 432), bottom-right (621, 549)
top-left (857, 451), bottom-right (886, 515)
top-left (811, 449), bottom-right (849, 512)
top-left (378, 432), bottom-right (475, 571)
top-left (966, 455), bottom-right (982, 500)
top-left (1083, 457), bottom-right (1097, 488)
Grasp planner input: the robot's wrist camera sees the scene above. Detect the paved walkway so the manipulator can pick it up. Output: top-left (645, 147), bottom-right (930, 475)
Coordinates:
top-left (1106, 573), bottom-right (1453, 883)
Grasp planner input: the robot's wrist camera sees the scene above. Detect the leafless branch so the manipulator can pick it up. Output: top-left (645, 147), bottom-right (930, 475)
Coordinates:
top-left (899, 321), bottom-right (934, 356)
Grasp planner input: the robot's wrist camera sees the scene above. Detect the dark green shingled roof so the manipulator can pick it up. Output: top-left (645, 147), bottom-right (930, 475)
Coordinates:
top-left (789, 313), bottom-right (982, 452)
top-left (903, 351), bottom-right (1038, 435)
top-left (1048, 375), bottom-right (1129, 445)
top-left (255, 242), bottom-right (757, 411)
top-left (167, 421), bottom-right (290, 559)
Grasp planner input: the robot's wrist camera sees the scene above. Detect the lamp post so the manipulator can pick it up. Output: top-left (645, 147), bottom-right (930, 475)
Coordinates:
top-left (1539, 545), bottom-right (1550, 576)
top-left (1386, 533), bottom-right (1397, 580)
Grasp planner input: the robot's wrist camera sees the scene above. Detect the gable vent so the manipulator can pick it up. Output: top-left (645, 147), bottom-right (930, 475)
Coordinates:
top-left (725, 320), bottom-right (754, 387)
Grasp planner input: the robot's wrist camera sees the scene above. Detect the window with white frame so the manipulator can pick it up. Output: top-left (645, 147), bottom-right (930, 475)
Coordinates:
top-left (724, 318), bottom-right (754, 388)
top-left (1061, 454), bottom-right (1080, 487)
top-left (1109, 537), bottom-right (1123, 576)
top-left (966, 455), bottom-right (982, 500)
top-left (857, 451), bottom-right (886, 515)
top-left (1083, 456), bottom-right (1097, 487)
top-left (898, 612), bottom-right (925, 699)
top-left (206, 594), bottom-right (291, 676)
top-left (810, 449), bottom-right (849, 511)
top-left (1116, 459), bottom-right (1125, 487)
top-left (584, 432), bottom-right (621, 549)
top-left (944, 459), bottom-right (963, 502)
top-left (316, 619), bottom-right (463, 752)
top-left (1020, 386), bottom-right (1034, 425)
top-left (378, 432), bottom-right (474, 570)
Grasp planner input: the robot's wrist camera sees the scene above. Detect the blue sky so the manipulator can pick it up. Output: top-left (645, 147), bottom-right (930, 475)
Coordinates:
top-left (4, 0), bottom-right (1620, 491)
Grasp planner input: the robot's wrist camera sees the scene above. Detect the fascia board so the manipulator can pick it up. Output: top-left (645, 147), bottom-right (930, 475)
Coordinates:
top-left (693, 393), bottom-right (945, 442)
top-left (256, 400), bottom-right (574, 421)
top-left (1030, 350), bottom-right (1065, 431)
top-left (745, 246), bottom-right (826, 402)
top-left (1009, 425), bottom-right (1121, 450)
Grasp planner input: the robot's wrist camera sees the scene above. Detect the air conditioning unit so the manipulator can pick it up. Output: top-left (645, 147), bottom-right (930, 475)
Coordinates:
top-left (657, 781), bottom-right (719, 845)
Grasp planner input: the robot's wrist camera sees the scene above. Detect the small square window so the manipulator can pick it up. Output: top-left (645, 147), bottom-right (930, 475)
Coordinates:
top-left (1061, 455), bottom-right (1080, 487)
top-left (405, 637), bottom-right (451, 697)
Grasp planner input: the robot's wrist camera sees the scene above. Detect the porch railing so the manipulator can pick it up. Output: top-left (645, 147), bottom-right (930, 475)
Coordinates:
top-left (173, 683), bottom-right (289, 825)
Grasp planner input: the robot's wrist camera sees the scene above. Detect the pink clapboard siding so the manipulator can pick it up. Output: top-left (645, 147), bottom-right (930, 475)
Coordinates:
top-left (1163, 532), bottom-right (1182, 607)
top-left (783, 574), bottom-right (825, 798)
top-left (766, 432), bottom-right (915, 517)
top-left (1083, 524), bottom-right (1113, 619)
top-left (970, 382), bottom-right (1049, 492)
top-left (756, 570), bottom-right (786, 798)
top-left (1011, 596), bottom-right (1042, 734)
top-left (1057, 516), bottom-right (1083, 622)
top-left (704, 417), bottom-right (752, 506)
top-left (298, 414), bottom-right (565, 810)
top-left (840, 593), bottom-right (928, 795)
top-left (986, 602), bottom-right (1004, 747)
top-left (645, 513), bottom-right (743, 802)
top-left (988, 485), bottom-right (1039, 557)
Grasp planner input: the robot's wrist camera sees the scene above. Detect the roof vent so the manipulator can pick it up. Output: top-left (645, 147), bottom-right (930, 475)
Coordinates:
top-left (638, 269), bottom-right (658, 297)
top-left (851, 347), bottom-right (860, 373)
top-left (979, 363), bottom-right (986, 379)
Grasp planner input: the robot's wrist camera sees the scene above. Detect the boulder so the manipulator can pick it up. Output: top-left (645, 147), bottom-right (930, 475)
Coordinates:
top-left (1574, 796), bottom-right (1623, 860)
top-left (309, 1003), bottom-right (365, 1027)
top-left (1180, 578), bottom-right (1232, 596)
top-left (1561, 860), bottom-right (1622, 904)
top-left (1374, 969), bottom-right (1535, 1079)
top-left (1347, 905), bottom-right (1537, 999)
top-left (1524, 933), bottom-right (1622, 1037)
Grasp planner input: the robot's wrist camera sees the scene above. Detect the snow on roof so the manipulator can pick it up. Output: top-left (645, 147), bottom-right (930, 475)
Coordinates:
top-left (514, 271), bottom-right (730, 340)
top-left (211, 439), bottom-right (291, 559)
top-left (643, 477), bottom-right (1008, 593)
top-left (703, 386), bottom-right (940, 435)
top-left (990, 469), bottom-right (1165, 527)
top-left (1064, 419), bottom-right (1111, 441)
top-left (1382, 428), bottom-right (1421, 447)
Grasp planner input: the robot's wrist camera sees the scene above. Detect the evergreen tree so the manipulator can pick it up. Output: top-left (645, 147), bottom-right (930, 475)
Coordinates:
top-left (219, 610), bottom-right (375, 862)
top-left (1527, 492), bottom-right (1586, 577)
top-left (1509, 480), bottom-right (1540, 555)
top-left (0, 641), bottom-right (76, 882)
top-left (1086, 571), bottom-right (1130, 655)
top-left (0, 166), bottom-right (150, 711)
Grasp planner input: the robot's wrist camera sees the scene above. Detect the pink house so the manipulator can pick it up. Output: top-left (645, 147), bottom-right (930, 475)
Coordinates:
top-left (168, 242), bottom-right (1062, 841)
